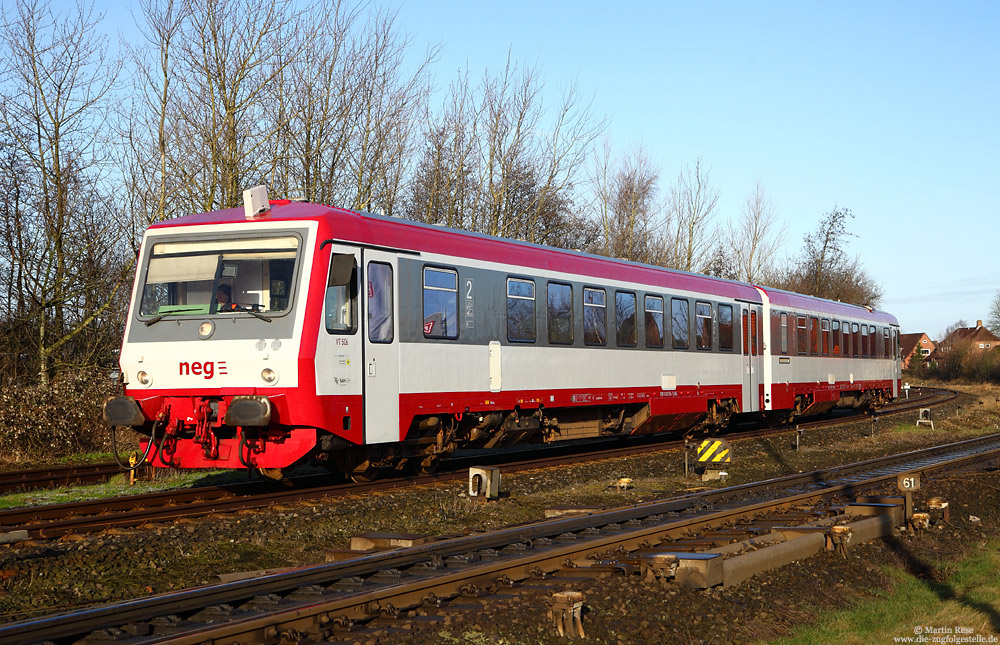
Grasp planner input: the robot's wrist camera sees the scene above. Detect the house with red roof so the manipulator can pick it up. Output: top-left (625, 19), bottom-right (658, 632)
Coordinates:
top-left (900, 332), bottom-right (934, 369)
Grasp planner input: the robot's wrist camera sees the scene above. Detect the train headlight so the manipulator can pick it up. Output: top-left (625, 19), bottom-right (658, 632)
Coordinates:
top-left (261, 368), bottom-right (278, 384)
top-left (198, 320), bottom-right (215, 339)
top-left (136, 370), bottom-right (151, 387)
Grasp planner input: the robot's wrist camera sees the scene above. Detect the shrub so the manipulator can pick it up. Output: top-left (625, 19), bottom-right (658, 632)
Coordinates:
top-left (0, 370), bottom-right (118, 463)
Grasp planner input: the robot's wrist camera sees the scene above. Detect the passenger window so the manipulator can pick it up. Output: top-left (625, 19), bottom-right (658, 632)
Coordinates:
top-left (852, 323), bottom-right (860, 357)
top-left (861, 324), bottom-right (869, 357)
top-left (507, 278), bottom-right (536, 343)
top-left (870, 326), bottom-right (877, 358)
top-left (616, 291), bottom-right (637, 347)
top-left (810, 317), bottom-right (819, 355)
top-left (367, 262), bottom-right (393, 343)
top-left (547, 282), bottom-right (573, 344)
top-left (584, 288), bottom-right (607, 345)
top-left (821, 319), bottom-right (830, 355)
top-left (884, 328), bottom-right (891, 358)
top-left (797, 316), bottom-right (807, 354)
top-left (719, 304), bottom-right (734, 351)
top-left (423, 267), bottom-right (458, 339)
top-left (751, 310), bottom-right (758, 355)
top-left (644, 296), bottom-right (664, 348)
top-left (672, 298), bottom-right (689, 349)
top-left (780, 313), bottom-right (788, 354)
top-left (832, 320), bottom-right (841, 356)
top-left (325, 253), bottom-right (358, 334)
top-left (696, 302), bottom-right (712, 350)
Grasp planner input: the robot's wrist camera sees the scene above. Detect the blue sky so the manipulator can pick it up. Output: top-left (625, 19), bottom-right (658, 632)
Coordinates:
top-left (392, 1), bottom-right (1000, 337)
top-left (92, 0), bottom-right (999, 337)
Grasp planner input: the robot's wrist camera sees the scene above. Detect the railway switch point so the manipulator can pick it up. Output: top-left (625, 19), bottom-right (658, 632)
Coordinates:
top-left (641, 553), bottom-right (680, 583)
top-left (547, 591), bottom-right (585, 639)
top-left (664, 552), bottom-right (724, 589)
top-left (828, 525), bottom-right (853, 557)
top-left (910, 512), bottom-right (931, 535)
top-left (468, 466), bottom-right (501, 500)
top-left (928, 497), bottom-right (950, 523)
top-left (916, 408), bottom-right (934, 429)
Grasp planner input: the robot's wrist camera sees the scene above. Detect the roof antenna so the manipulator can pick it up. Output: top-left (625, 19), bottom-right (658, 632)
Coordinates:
top-left (243, 185), bottom-right (271, 220)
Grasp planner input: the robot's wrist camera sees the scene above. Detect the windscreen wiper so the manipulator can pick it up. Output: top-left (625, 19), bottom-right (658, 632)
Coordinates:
top-left (243, 308), bottom-right (273, 323)
top-left (144, 307), bottom-right (206, 327)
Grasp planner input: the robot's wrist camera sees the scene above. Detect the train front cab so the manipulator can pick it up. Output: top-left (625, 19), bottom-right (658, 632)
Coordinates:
top-left (105, 215), bottom-right (329, 471)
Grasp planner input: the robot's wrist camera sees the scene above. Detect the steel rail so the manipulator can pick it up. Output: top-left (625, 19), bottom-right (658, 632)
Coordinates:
top-left (0, 462), bottom-right (123, 494)
top-left (2, 429), bottom-right (996, 645)
top-left (0, 388), bottom-right (958, 538)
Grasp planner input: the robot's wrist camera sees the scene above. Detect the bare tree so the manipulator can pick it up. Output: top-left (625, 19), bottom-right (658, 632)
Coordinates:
top-left (119, 0), bottom-right (187, 229)
top-left (727, 180), bottom-right (784, 284)
top-left (592, 142), bottom-right (664, 263)
top-left (987, 291), bottom-right (1000, 337)
top-left (666, 158), bottom-right (719, 272)
top-left (405, 70), bottom-right (481, 228)
top-left (776, 208), bottom-right (883, 307)
top-left (522, 78), bottom-right (604, 243)
top-left (405, 57), bottom-right (601, 248)
top-left (0, 0), bottom-right (125, 384)
top-left (340, 8), bottom-right (434, 214)
top-left (168, 0), bottom-right (313, 212)
top-left (475, 55), bottom-right (541, 239)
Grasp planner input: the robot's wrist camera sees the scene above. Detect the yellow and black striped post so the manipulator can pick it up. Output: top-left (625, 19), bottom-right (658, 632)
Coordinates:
top-left (696, 438), bottom-right (732, 468)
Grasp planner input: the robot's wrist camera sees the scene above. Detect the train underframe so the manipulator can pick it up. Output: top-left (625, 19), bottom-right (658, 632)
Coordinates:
top-left (110, 386), bottom-right (893, 482)
top-left (319, 385), bottom-right (893, 481)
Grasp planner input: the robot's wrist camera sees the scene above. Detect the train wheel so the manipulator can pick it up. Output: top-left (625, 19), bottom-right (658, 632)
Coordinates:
top-left (415, 454), bottom-right (440, 475)
top-left (349, 460), bottom-right (380, 482)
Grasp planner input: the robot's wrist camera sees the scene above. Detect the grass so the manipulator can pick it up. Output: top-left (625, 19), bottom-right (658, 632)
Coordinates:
top-left (771, 538), bottom-right (1000, 644)
top-left (0, 469), bottom-right (237, 510)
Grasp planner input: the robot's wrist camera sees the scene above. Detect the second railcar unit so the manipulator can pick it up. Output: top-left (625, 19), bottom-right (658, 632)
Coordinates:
top-left (104, 190), bottom-right (901, 479)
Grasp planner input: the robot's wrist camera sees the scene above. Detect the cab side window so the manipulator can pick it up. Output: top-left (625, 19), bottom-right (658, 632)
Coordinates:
top-left (325, 254), bottom-right (358, 334)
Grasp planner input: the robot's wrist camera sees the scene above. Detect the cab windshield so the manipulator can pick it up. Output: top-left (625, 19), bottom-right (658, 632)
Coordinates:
top-left (138, 235), bottom-right (299, 317)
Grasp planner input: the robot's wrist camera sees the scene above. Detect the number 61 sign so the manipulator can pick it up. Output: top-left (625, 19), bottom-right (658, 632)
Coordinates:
top-left (897, 473), bottom-right (920, 492)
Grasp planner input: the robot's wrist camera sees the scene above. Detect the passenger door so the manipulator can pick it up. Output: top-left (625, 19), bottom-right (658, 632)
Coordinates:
top-left (741, 305), bottom-right (762, 413)
top-left (315, 244), bottom-right (364, 438)
top-left (362, 249), bottom-right (400, 444)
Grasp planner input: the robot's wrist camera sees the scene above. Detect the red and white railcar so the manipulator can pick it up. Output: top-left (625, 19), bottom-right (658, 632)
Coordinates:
top-left (103, 190), bottom-right (901, 479)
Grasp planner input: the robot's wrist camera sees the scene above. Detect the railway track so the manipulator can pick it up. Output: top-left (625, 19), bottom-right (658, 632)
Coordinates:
top-left (0, 462), bottom-right (125, 495)
top-left (0, 387), bottom-right (957, 539)
top-left (2, 428), bottom-right (995, 645)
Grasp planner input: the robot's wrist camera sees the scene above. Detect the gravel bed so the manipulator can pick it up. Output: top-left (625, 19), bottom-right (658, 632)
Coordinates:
top-left (1, 384), bottom-right (998, 643)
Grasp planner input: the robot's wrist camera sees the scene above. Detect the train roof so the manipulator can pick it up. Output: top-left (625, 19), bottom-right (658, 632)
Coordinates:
top-left (150, 201), bottom-right (898, 326)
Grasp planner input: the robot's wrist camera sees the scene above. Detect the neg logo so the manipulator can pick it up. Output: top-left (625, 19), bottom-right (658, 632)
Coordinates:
top-left (179, 361), bottom-right (228, 379)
